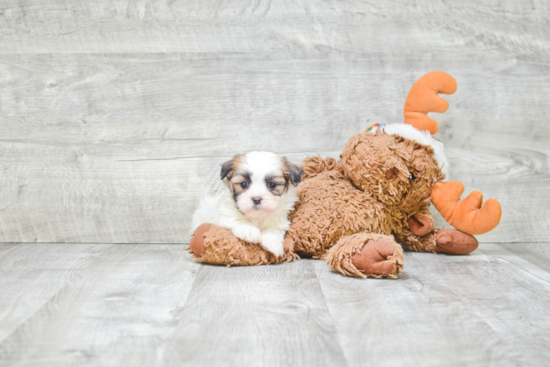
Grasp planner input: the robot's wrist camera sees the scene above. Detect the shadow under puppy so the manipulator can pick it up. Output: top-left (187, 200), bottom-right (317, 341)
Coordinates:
top-left (191, 151), bottom-right (303, 257)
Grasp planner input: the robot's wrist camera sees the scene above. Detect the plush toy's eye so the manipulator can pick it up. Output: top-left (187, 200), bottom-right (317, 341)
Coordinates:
top-left (267, 182), bottom-right (277, 189)
top-left (408, 173), bottom-right (415, 180)
top-left (241, 182), bottom-right (249, 189)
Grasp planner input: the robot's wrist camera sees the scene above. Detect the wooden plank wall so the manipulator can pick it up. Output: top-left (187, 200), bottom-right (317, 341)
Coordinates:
top-left (0, 0), bottom-right (549, 243)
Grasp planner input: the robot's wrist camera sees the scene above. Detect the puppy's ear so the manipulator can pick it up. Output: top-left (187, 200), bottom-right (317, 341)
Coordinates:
top-left (220, 159), bottom-right (234, 180)
top-left (283, 158), bottom-right (303, 186)
top-left (221, 154), bottom-right (244, 181)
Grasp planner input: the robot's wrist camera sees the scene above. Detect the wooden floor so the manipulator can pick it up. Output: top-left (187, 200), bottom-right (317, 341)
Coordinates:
top-left (1, 0), bottom-right (550, 366)
top-left (1, 242), bottom-right (550, 366)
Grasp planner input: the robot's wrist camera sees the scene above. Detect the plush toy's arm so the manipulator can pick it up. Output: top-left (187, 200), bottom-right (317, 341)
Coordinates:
top-left (220, 213), bottom-right (289, 257)
top-left (300, 156), bottom-right (341, 180)
top-left (407, 206), bottom-right (435, 237)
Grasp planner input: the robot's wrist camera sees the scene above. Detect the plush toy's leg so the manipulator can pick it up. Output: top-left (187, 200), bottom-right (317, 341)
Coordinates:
top-left (189, 223), bottom-right (293, 266)
top-left (400, 229), bottom-right (478, 255)
top-left (323, 233), bottom-right (404, 279)
top-left (399, 231), bottom-right (439, 253)
top-left (435, 229), bottom-right (479, 255)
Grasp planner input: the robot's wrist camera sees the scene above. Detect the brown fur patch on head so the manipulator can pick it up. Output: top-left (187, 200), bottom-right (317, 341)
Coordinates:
top-left (220, 154), bottom-right (247, 199)
top-left (220, 154), bottom-right (245, 180)
top-left (229, 171), bottom-right (252, 198)
top-left (265, 174), bottom-right (287, 196)
top-left (280, 157), bottom-right (303, 190)
top-left (340, 130), bottom-right (443, 215)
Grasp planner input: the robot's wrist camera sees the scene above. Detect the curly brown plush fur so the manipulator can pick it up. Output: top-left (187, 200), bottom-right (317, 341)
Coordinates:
top-left (189, 223), bottom-right (294, 266)
top-left (284, 130), bottom-right (444, 258)
top-left (324, 233), bottom-right (404, 279)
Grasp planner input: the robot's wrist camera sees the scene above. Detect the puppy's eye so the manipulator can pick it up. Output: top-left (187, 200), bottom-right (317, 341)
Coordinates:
top-left (408, 173), bottom-right (415, 180)
top-left (267, 182), bottom-right (277, 189)
top-left (240, 182), bottom-right (249, 189)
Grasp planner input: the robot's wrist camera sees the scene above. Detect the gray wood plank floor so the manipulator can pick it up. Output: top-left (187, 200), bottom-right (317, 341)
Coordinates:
top-left (1, 0), bottom-right (550, 366)
top-left (1, 243), bottom-right (550, 366)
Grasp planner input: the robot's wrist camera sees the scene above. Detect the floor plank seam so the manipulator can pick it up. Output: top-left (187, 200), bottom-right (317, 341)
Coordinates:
top-left (311, 264), bottom-right (353, 367)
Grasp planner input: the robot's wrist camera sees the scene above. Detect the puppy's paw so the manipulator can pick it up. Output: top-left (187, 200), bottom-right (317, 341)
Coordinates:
top-left (261, 231), bottom-right (285, 257)
top-left (232, 225), bottom-right (262, 244)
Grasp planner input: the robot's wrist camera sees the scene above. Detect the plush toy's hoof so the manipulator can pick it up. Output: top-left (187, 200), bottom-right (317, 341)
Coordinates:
top-left (435, 229), bottom-right (478, 255)
top-left (189, 223), bottom-right (210, 257)
top-left (324, 233), bottom-right (404, 279)
top-left (352, 238), bottom-right (402, 277)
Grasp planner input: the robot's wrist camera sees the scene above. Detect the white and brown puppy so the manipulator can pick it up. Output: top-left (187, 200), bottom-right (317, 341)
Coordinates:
top-left (191, 151), bottom-right (303, 257)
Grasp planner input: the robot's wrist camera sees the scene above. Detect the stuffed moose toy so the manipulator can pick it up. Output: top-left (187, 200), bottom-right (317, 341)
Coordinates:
top-left (189, 71), bottom-right (502, 278)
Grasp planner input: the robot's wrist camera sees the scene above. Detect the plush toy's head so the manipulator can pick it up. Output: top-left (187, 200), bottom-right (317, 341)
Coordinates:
top-left (340, 130), bottom-right (443, 216)
top-left (341, 71), bottom-right (502, 235)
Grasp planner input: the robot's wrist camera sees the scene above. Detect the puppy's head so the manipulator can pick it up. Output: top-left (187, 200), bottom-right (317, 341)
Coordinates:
top-left (221, 151), bottom-right (303, 219)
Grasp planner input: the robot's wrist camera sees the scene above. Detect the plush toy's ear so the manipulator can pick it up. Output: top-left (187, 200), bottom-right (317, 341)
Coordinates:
top-left (284, 159), bottom-right (303, 186)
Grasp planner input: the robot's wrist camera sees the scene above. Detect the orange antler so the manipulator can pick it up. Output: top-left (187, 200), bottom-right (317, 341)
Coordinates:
top-left (404, 71), bottom-right (502, 235)
top-left (403, 71), bottom-right (457, 134)
top-left (431, 181), bottom-right (502, 235)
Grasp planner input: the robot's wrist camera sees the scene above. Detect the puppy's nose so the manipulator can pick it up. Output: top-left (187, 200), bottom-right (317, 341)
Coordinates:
top-left (252, 197), bottom-right (262, 205)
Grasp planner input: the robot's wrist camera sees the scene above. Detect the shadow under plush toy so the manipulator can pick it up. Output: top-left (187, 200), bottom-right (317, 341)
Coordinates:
top-left (189, 71), bottom-right (502, 278)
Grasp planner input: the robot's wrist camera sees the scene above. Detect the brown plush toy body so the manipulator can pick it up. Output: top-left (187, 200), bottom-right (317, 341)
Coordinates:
top-left (190, 72), bottom-right (502, 278)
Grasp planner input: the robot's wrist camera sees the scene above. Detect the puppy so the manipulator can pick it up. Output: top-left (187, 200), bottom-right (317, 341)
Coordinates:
top-left (191, 151), bottom-right (303, 257)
